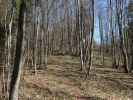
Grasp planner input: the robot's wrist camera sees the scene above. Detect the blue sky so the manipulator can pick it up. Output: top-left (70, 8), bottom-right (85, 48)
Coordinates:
top-left (94, 0), bottom-right (129, 43)
top-left (94, 0), bottom-right (107, 43)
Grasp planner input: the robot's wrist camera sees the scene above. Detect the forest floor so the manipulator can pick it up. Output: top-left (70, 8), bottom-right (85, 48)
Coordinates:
top-left (19, 55), bottom-right (133, 100)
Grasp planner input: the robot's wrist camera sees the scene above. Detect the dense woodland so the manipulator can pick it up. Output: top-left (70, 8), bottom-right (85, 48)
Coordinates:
top-left (0, 0), bottom-right (133, 100)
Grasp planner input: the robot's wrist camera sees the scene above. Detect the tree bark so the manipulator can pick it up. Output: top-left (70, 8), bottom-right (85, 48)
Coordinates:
top-left (9, 0), bottom-right (26, 100)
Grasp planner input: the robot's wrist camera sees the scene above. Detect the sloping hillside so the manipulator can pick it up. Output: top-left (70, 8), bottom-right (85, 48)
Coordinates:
top-left (19, 56), bottom-right (133, 100)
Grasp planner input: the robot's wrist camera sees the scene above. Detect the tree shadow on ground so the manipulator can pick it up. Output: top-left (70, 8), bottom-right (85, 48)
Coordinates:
top-left (76, 96), bottom-right (106, 100)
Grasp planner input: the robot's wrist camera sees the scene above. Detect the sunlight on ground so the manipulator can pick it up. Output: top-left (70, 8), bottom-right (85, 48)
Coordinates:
top-left (19, 56), bottom-right (133, 100)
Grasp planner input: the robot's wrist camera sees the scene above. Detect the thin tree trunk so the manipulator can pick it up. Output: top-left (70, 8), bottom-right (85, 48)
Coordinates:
top-left (86, 0), bottom-right (94, 77)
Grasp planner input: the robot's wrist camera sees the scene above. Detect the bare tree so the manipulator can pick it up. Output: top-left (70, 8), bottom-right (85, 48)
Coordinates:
top-left (9, 0), bottom-right (26, 99)
top-left (86, 0), bottom-right (95, 77)
top-left (116, 0), bottom-right (129, 72)
top-left (127, 0), bottom-right (133, 72)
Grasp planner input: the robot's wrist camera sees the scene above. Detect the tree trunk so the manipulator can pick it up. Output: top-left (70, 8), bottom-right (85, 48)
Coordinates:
top-left (9, 0), bottom-right (26, 100)
top-left (128, 22), bottom-right (133, 72)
